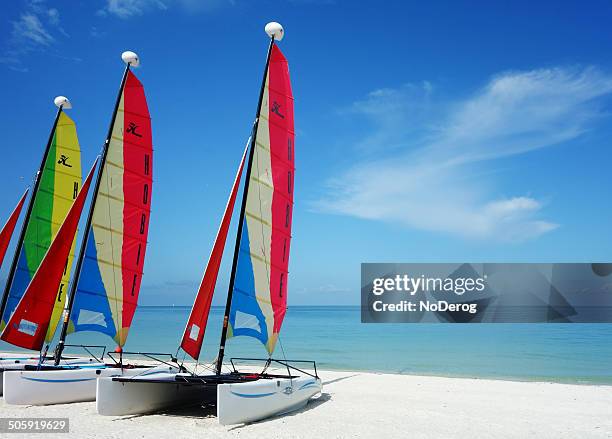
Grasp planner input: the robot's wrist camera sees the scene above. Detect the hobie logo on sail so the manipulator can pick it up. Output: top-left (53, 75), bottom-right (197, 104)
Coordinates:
top-left (57, 155), bottom-right (72, 167)
top-left (271, 101), bottom-right (284, 118)
top-left (126, 122), bottom-right (143, 138)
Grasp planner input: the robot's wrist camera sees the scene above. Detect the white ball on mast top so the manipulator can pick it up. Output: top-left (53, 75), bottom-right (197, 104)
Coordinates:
top-left (265, 22), bottom-right (284, 41)
top-left (54, 96), bottom-right (71, 109)
top-left (121, 51), bottom-right (140, 67)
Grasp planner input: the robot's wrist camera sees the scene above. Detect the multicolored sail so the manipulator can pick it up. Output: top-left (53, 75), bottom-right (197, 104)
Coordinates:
top-left (0, 161), bottom-right (96, 351)
top-left (69, 70), bottom-right (152, 347)
top-left (0, 190), bottom-right (28, 269)
top-left (228, 45), bottom-right (295, 354)
top-left (181, 145), bottom-right (248, 360)
top-left (0, 112), bottom-right (82, 342)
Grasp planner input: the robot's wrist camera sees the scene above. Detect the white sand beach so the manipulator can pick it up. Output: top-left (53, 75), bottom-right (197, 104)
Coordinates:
top-left (1, 368), bottom-right (611, 438)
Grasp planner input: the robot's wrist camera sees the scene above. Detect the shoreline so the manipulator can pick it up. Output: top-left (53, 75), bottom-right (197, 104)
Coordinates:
top-left (2, 350), bottom-right (611, 387)
top-left (0, 367), bottom-right (610, 438)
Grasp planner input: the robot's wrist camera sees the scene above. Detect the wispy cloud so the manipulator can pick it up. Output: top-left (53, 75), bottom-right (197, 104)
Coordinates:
top-left (98, 0), bottom-right (168, 19)
top-left (1, 0), bottom-right (68, 72)
top-left (13, 13), bottom-right (54, 46)
top-left (316, 67), bottom-right (612, 242)
top-left (47, 8), bottom-right (60, 26)
top-left (98, 0), bottom-right (230, 19)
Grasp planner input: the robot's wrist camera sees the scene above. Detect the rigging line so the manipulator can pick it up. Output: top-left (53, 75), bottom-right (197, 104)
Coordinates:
top-left (203, 360), bottom-right (216, 372)
top-left (180, 350), bottom-right (187, 371)
top-left (278, 336), bottom-right (293, 386)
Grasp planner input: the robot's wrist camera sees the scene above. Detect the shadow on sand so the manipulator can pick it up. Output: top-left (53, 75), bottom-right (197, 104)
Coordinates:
top-left (112, 402), bottom-right (215, 421)
top-left (323, 374), bottom-right (359, 386)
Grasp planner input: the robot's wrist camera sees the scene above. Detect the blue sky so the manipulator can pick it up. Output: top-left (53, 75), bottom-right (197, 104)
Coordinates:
top-left (1, 0), bottom-right (611, 306)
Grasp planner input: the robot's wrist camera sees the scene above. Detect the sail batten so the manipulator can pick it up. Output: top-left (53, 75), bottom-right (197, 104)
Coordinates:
top-left (228, 44), bottom-right (294, 354)
top-left (69, 70), bottom-right (152, 347)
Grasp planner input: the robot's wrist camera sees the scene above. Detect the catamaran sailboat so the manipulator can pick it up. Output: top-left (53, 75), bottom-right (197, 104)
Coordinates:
top-left (0, 97), bottom-right (102, 393)
top-left (1, 51), bottom-right (176, 405)
top-left (97, 22), bottom-right (322, 425)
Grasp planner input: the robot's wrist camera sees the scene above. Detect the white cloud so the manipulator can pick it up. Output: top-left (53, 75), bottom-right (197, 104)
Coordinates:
top-left (316, 67), bottom-right (612, 242)
top-left (47, 8), bottom-right (60, 25)
top-left (176, 0), bottom-right (232, 12)
top-left (100, 0), bottom-right (168, 19)
top-left (99, 0), bottom-right (229, 18)
top-left (2, 0), bottom-right (67, 71)
top-left (12, 13), bottom-right (54, 46)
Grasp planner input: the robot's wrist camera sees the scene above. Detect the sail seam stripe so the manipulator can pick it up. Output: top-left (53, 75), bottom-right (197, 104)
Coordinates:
top-left (76, 286), bottom-right (142, 299)
top-left (51, 145), bottom-right (81, 153)
top-left (26, 216), bottom-right (79, 231)
top-left (233, 287), bottom-right (273, 306)
top-left (95, 191), bottom-right (152, 212)
top-left (264, 84), bottom-right (294, 101)
top-left (110, 135), bottom-right (154, 151)
top-left (232, 288), bottom-right (288, 314)
top-left (37, 188), bottom-right (79, 203)
top-left (116, 108), bottom-right (152, 120)
top-left (244, 212), bottom-right (292, 237)
top-left (249, 177), bottom-right (294, 204)
top-left (257, 113), bottom-right (296, 136)
top-left (91, 222), bottom-right (149, 242)
top-left (81, 254), bottom-right (145, 273)
top-left (105, 160), bottom-right (154, 181)
top-left (253, 140), bottom-right (296, 169)
top-left (238, 247), bottom-right (290, 273)
top-left (42, 166), bottom-right (81, 180)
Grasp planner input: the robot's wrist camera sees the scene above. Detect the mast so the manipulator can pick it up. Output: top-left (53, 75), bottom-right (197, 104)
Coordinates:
top-left (54, 52), bottom-right (139, 365)
top-left (0, 97), bottom-right (70, 322)
top-left (215, 22), bottom-right (284, 375)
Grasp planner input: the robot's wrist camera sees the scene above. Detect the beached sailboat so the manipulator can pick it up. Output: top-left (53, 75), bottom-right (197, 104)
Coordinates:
top-left (1, 97), bottom-right (82, 343)
top-left (0, 98), bottom-right (96, 392)
top-left (97, 22), bottom-right (321, 425)
top-left (1, 51), bottom-right (176, 405)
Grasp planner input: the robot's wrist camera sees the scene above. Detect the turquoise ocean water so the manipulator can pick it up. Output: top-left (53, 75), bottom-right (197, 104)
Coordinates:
top-left (2, 306), bottom-right (611, 384)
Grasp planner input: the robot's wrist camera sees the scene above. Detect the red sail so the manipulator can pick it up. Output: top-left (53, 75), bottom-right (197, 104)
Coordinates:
top-left (0, 160), bottom-right (97, 351)
top-left (180, 145), bottom-right (248, 360)
top-left (0, 190), bottom-right (28, 269)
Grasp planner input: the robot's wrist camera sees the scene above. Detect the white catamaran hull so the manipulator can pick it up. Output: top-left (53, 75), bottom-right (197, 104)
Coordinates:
top-left (0, 352), bottom-right (40, 360)
top-left (3, 364), bottom-right (179, 405)
top-left (96, 372), bottom-right (205, 416)
top-left (0, 358), bottom-right (101, 396)
top-left (217, 376), bottom-right (322, 425)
